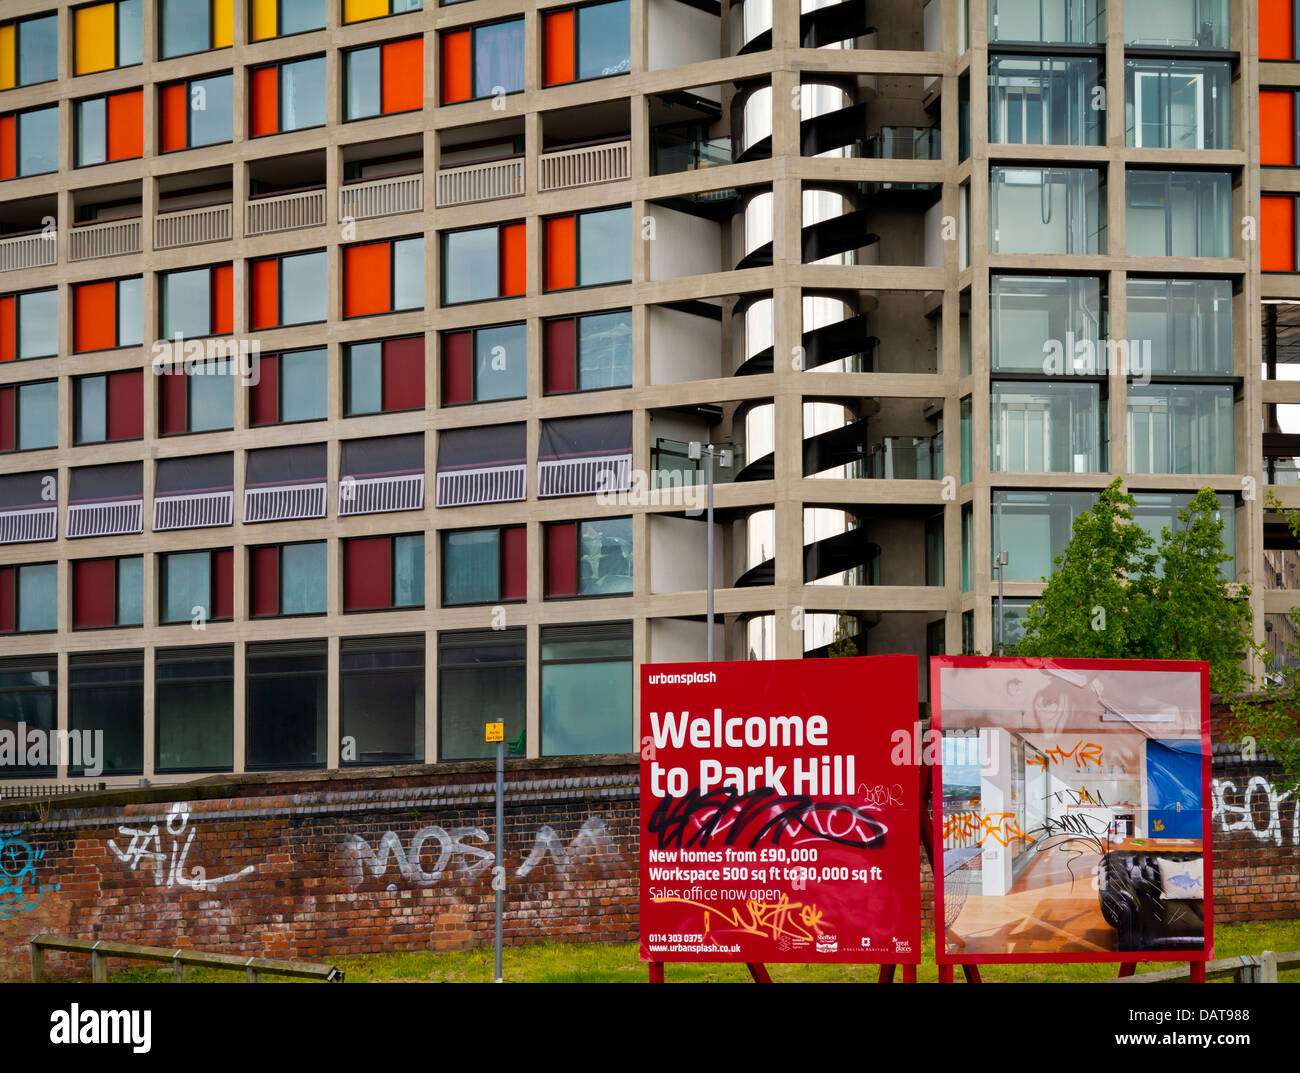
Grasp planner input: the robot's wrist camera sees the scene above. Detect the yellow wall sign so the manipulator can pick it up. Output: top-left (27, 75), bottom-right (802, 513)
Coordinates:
top-left (485, 722), bottom-right (504, 743)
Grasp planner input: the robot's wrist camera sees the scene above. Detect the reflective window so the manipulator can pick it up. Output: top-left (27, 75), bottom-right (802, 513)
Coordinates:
top-left (1127, 383), bottom-right (1234, 474)
top-left (578, 311), bottom-right (633, 389)
top-left (439, 630), bottom-right (524, 761)
top-left (1126, 170), bottom-right (1231, 257)
top-left (578, 0), bottom-right (630, 80)
top-left (988, 55), bottom-right (1102, 146)
top-left (475, 323), bottom-right (527, 400)
top-left (990, 275), bottom-right (1104, 373)
top-left (990, 381), bottom-right (1105, 473)
top-left (281, 56), bottom-right (327, 131)
top-left (280, 349), bottom-right (328, 423)
top-left (474, 20), bottom-right (525, 98)
top-left (1125, 60), bottom-right (1231, 150)
top-left (189, 358), bottom-right (236, 432)
top-left (579, 517), bottom-right (632, 595)
top-left (281, 542), bottom-right (327, 615)
top-left (281, 251), bottom-right (328, 325)
top-left (987, 0), bottom-right (1103, 44)
top-left (540, 625), bottom-right (633, 756)
top-left (1126, 278), bottom-right (1232, 375)
top-left (578, 207), bottom-right (632, 286)
top-left (341, 638), bottom-right (423, 765)
top-left (1132, 491), bottom-right (1235, 579)
top-left (189, 73), bottom-right (234, 147)
top-left (442, 227), bottom-right (499, 304)
top-left (246, 642), bottom-right (327, 769)
top-left (992, 489), bottom-right (1097, 581)
top-left (1125, 0), bottom-right (1228, 49)
top-left (990, 166), bottom-right (1105, 254)
top-left (393, 237), bottom-right (423, 310)
top-left (156, 647), bottom-right (233, 772)
top-left (161, 550), bottom-right (210, 623)
top-left (17, 106), bottom-right (59, 176)
top-left (70, 652), bottom-right (144, 776)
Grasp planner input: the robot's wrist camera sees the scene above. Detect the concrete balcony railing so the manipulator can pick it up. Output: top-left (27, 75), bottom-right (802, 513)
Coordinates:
top-left (246, 188), bottom-right (327, 237)
top-left (155, 203), bottom-right (233, 251)
top-left (0, 232), bottom-right (57, 273)
top-left (340, 173), bottom-right (425, 221)
top-left (434, 159), bottom-right (522, 208)
top-left (539, 140), bottom-right (631, 192)
top-left (69, 217), bottom-right (142, 262)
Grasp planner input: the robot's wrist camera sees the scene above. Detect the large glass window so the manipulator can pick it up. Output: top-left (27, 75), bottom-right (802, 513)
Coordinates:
top-left (344, 337), bottom-right (424, 415)
top-left (160, 0), bottom-right (230, 58)
top-left (0, 563), bottom-right (57, 633)
top-left (443, 226), bottom-right (500, 304)
top-left (1125, 170), bottom-right (1231, 257)
top-left (161, 550), bottom-right (213, 623)
top-left (70, 651), bottom-right (144, 776)
top-left (0, 658), bottom-right (56, 779)
top-left (990, 275), bottom-right (1104, 372)
top-left (186, 358), bottom-right (236, 432)
top-left (990, 381), bottom-right (1105, 472)
top-left (155, 646), bottom-right (233, 772)
top-left (16, 105), bottom-right (59, 176)
top-left (1125, 59), bottom-right (1231, 150)
top-left (990, 166), bottom-right (1105, 254)
top-left (546, 517), bottom-right (633, 596)
top-left (544, 310), bottom-right (634, 393)
top-left (444, 528), bottom-right (502, 605)
top-left (246, 641), bottom-right (327, 769)
top-left (281, 541), bottom-right (327, 615)
top-left (992, 490), bottom-right (1097, 581)
top-left (10, 289), bottom-right (57, 359)
top-left (988, 55), bottom-right (1102, 146)
top-left (4, 14), bottom-right (58, 87)
top-left (188, 72), bottom-right (234, 147)
top-left (1127, 383), bottom-right (1233, 474)
top-left (474, 20), bottom-right (526, 98)
top-left (987, 0), bottom-right (1103, 45)
top-left (439, 630), bottom-right (524, 760)
top-left (280, 56), bottom-right (326, 131)
top-left (280, 349), bottom-right (327, 422)
top-left (442, 323), bottom-right (527, 403)
top-left (1124, 0), bottom-right (1229, 49)
top-left (1132, 491), bottom-right (1235, 579)
top-left (578, 0), bottom-right (630, 80)
top-left (1126, 278), bottom-right (1232, 375)
top-left (3, 381), bottom-right (59, 452)
top-left (540, 623), bottom-right (633, 756)
top-left (341, 636), bottom-right (424, 765)
top-left (579, 207), bottom-right (632, 286)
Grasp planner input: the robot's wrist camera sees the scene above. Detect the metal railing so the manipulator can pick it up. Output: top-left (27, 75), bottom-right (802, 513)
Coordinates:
top-left (70, 218), bottom-right (142, 262)
top-left (242, 483), bottom-right (327, 523)
top-left (152, 491), bottom-right (234, 532)
top-left (869, 436), bottom-right (943, 480)
top-left (340, 173), bottom-right (425, 220)
top-left (30, 936), bottom-right (344, 984)
top-left (0, 782), bottom-right (106, 800)
top-left (866, 126), bottom-right (941, 160)
top-left (246, 188), bottom-right (326, 236)
top-left (66, 500), bottom-right (144, 539)
top-left (0, 232), bottom-right (56, 272)
top-left (435, 464), bottom-right (527, 508)
top-left (0, 506), bottom-right (58, 544)
top-left (540, 140), bottom-right (631, 192)
top-left (154, 203), bottom-right (233, 250)
top-left (538, 454), bottom-right (633, 498)
top-left (435, 159), bottom-right (523, 208)
top-left (338, 474), bottom-right (425, 516)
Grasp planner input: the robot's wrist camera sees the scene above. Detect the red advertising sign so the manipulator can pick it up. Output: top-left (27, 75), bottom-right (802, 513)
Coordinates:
top-left (639, 656), bottom-right (921, 964)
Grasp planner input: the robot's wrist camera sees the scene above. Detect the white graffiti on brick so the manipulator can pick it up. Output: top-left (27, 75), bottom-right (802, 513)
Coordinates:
top-left (1211, 777), bottom-right (1299, 847)
top-left (108, 803), bottom-right (257, 889)
top-left (343, 817), bottom-right (616, 889)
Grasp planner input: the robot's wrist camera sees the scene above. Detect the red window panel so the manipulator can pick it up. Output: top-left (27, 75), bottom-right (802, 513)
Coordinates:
top-left (212, 549), bottom-right (234, 620)
top-left (1261, 91), bottom-right (1296, 167)
top-left (211, 265), bottom-right (234, 334)
top-left (0, 115), bottom-right (16, 180)
top-left (383, 336), bottom-right (425, 411)
top-left (0, 385), bottom-right (14, 451)
top-left (251, 65), bottom-right (279, 137)
top-left (250, 546), bottom-right (280, 617)
top-left (251, 353), bottom-right (280, 425)
top-left (160, 369), bottom-right (188, 435)
top-left (106, 90), bottom-right (144, 161)
top-left (106, 369), bottom-right (143, 440)
top-left (544, 318), bottom-right (577, 394)
top-left (0, 567), bottom-right (15, 633)
top-left (502, 525), bottom-right (527, 600)
top-left (545, 522), bottom-right (578, 597)
top-left (0, 295), bottom-right (14, 362)
top-left (1262, 196), bottom-right (1297, 272)
top-left (441, 30), bottom-right (472, 104)
top-left (441, 331), bottom-right (473, 404)
top-left (74, 558), bottom-right (118, 628)
top-left (1261, 0), bottom-right (1296, 60)
top-left (160, 83), bottom-right (188, 152)
top-left (344, 242), bottom-right (393, 317)
top-left (250, 258), bottom-right (280, 331)
top-left (545, 216), bottom-right (577, 291)
top-left (74, 281), bottom-right (118, 353)
top-left (382, 38), bottom-right (423, 115)
top-left (544, 10), bottom-right (576, 87)
top-left (344, 536), bottom-right (393, 611)
top-left (500, 222), bottom-right (526, 297)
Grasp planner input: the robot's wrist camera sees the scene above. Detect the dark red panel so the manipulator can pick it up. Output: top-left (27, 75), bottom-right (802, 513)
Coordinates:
top-left (0, 567), bottom-right (15, 633)
top-left (160, 368), bottom-right (188, 435)
top-left (502, 525), bottom-right (527, 600)
top-left (250, 546), bottom-right (279, 617)
top-left (344, 537), bottom-right (393, 611)
top-left (74, 558), bottom-right (117, 629)
top-left (544, 318), bottom-right (577, 394)
top-left (106, 369), bottom-right (143, 440)
top-left (441, 331), bottom-right (473, 405)
top-left (251, 354), bottom-right (279, 426)
top-left (0, 386), bottom-right (14, 451)
top-left (545, 522), bottom-right (578, 598)
top-left (383, 336), bottom-right (425, 411)
top-left (212, 549), bottom-right (234, 620)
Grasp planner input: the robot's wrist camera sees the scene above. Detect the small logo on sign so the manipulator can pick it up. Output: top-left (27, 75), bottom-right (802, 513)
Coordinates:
top-left (816, 934), bottom-right (838, 953)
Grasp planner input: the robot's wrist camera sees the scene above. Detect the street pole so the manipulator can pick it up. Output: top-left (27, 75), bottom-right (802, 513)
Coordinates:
top-left (494, 734), bottom-right (503, 983)
top-left (706, 445), bottom-right (714, 663)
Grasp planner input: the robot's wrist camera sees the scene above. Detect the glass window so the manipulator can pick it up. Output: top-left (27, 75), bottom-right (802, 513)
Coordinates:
top-left (393, 534), bottom-right (424, 607)
top-left (1127, 278), bottom-right (1232, 375)
top-left (345, 342), bottom-right (383, 414)
top-left (474, 20), bottom-right (525, 98)
top-left (341, 639), bottom-right (424, 765)
top-left (578, 311), bottom-right (633, 389)
top-left (162, 550), bottom-right (210, 623)
top-left (282, 0), bottom-right (327, 34)
top-left (118, 0), bottom-right (144, 66)
top-left (443, 528), bottom-right (499, 605)
top-left (988, 55), bottom-right (1102, 146)
top-left (960, 504), bottom-right (972, 592)
top-left (988, 0), bottom-right (1103, 44)
top-left (990, 166), bottom-right (1105, 254)
top-left (17, 15), bottom-right (58, 85)
top-left (70, 653), bottom-right (144, 775)
top-left (1126, 60), bottom-right (1231, 150)
top-left (990, 275), bottom-right (1105, 373)
top-left (992, 490), bottom-right (1097, 581)
top-left (156, 648), bottom-right (233, 772)
top-left (76, 376), bottom-right (108, 444)
top-left (960, 396), bottom-right (972, 484)
top-left (578, 0), bottom-right (630, 80)
top-left (541, 625), bottom-right (633, 755)
top-left (443, 227), bottom-right (498, 305)
top-left (18, 382), bottom-right (58, 451)
top-left (18, 106), bottom-right (59, 176)
top-left (1125, 170), bottom-right (1231, 258)
top-left (246, 643), bottom-right (327, 769)
top-left (280, 349), bottom-right (327, 422)
top-left (990, 381), bottom-right (1105, 473)
top-left (189, 358), bottom-right (235, 431)
top-left (393, 237), bottom-right (423, 310)
top-left (475, 323), bottom-right (527, 400)
top-left (579, 517), bottom-right (632, 595)
top-left (17, 290), bottom-right (57, 358)
top-left (346, 47), bottom-right (382, 119)
top-left (1127, 383), bottom-right (1234, 474)
top-left (117, 277), bottom-right (144, 347)
top-left (16, 564), bottom-right (56, 632)
top-left (77, 97), bottom-right (108, 167)
top-left (160, 0), bottom-right (212, 57)
top-left (281, 56), bottom-right (326, 131)
top-left (1132, 491), bottom-right (1235, 580)
top-left (439, 630), bottom-right (524, 760)
top-left (579, 207), bottom-right (632, 286)
top-left (281, 542), bottom-right (327, 615)
top-left (117, 555), bottom-right (144, 625)
top-left (161, 268), bottom-right (211, 338)
top-left (995, 598), bottom-right (1035, 652)
top-left (1124, 0), bottom-right (1228, 49)
top-left (189, 73), bottom-right (234, 147)
top-left (0, 659), bottom-right (57, 779)
top-left (280, 252), bottom-right (327, 325)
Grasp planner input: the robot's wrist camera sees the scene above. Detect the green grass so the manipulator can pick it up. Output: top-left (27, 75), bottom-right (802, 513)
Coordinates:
top-left (103, 920), bottom-right (1300, 983)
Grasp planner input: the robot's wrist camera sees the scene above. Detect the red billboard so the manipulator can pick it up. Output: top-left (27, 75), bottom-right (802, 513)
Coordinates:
top-left (640, 656), bottom-right (921, 964)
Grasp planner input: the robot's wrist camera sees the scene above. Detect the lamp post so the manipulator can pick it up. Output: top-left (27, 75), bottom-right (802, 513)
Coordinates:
top-left (993, 550), bottom-right (1009, 656)
top-left (688, 442), bottom-right (732, 661)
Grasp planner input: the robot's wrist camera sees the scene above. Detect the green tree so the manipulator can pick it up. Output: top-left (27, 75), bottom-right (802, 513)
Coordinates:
top-left (827, 619), bottom-right (859, 658)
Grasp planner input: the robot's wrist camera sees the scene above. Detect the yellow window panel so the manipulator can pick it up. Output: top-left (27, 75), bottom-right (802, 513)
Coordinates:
top-left (251, 0), bottom-right (278, 40)
top-left (344, 0), bottom-right (390, 24)
top-left (0, 25), bottom-right (15, 91)
top-left (212, 0), bottom-right (234, 49)
top-left (75, 4), bottom-right (117, 75)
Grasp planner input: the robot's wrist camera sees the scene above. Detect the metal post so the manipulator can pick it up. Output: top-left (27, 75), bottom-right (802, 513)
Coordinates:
top-left (495, 736), bottom-right (504, 984)
top-left (706, 445), bottom-right (715, 663)
top-left (994, 551), bottom-right (1008, 656)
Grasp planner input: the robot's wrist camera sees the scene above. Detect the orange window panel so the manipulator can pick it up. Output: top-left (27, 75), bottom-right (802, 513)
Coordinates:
top-left (382, 38), bottom-right (423, 114)
top-left (211, 265), bottom-right (234, 335)
top-left (251, 66), bottom-right (280, 137)
top-left (1261, 0), bottom-right (1296, 60)
top-left (544, 10), bottom-right (576, 87)
top-left (344, 243), bottom-right (393, 317)
top-left (441, 30), bottom-right (472, 104)
top-left (250, 258), bottom-right (280, 330)
top-left (0, 115), bottom-right (15, 180)
top-left (1262, 196), bottom-right (1297, 272)
top-left (500, 222), bottom-right (526, 296)
top-left (106, 91), bottom-right (144, 162)
top-left (74, 281), bottom-right (118, 353)
top-left (545, 216), bottom-right (577, 291)
top-left (160, 83), bottom-right (188, 152)
top-left (0, 296), bottom-right (13, 362)
top-left (1262, 91), bottom-right (1296, 167)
